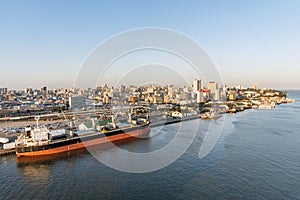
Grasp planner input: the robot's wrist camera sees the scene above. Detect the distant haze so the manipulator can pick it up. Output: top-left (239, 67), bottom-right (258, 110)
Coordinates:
top-left (0, 1), bottom-right (299, 90)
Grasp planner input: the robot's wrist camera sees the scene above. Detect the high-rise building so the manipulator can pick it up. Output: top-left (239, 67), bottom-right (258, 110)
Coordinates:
top-left (40, 86), bottom-right (47, 95)
top-left (252, 83), bottom-right (258, 90)
top-left (196, 91), bottom-right (200, 103)
top-left (120, 85), bottom-right (126, 93)
top-left (180, 91), bottom-right (191, 100)
top-left (193, 79), bottom-right (201, 93)
top-left (208, 81), bottom-right (218, 94)
top-left (0, 87), bottom-right (8, 95)
top-left (215, 89), bottom-right (220, 101)
top-left (24, 88), bottom-right (33, 95)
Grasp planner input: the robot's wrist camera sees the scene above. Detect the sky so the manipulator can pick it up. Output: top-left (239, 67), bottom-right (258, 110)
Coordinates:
top-left (0, 0), bottom-right (299, 90)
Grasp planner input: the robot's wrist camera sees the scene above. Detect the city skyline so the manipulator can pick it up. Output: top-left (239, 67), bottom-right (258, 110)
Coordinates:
top-left (0, 1), bottom-right (299, 89)
top-left (0, 81), bottom-right (268, 91)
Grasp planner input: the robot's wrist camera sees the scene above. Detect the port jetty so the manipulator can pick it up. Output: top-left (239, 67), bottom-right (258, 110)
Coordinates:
top-left (0, 115), bottom-right (200, 156)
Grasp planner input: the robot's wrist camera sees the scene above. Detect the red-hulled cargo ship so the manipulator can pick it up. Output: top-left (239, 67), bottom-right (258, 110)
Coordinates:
top-left (15, 108), bottom-right (151, 157)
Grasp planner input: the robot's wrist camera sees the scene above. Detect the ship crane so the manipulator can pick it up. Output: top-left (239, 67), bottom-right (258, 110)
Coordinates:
top-left (34, 116), bottom-right (40, 128)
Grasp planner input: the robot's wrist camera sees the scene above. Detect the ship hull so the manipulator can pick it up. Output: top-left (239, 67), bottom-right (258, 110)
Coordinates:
top-left (16, 124), bottom-right (150, 157)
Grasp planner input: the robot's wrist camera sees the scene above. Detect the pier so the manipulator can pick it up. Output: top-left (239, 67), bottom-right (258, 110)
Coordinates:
top-left (150, 115), bottom-right (199, 127)
top-left (0, 149), bottom-right (16, 157)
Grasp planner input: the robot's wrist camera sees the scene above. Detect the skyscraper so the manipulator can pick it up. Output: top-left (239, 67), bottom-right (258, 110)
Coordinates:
top-left (208, 81), bottom-right (218, 94)
top-left (0, 88), bottom-right (8, 95)
top-left (252, 83), bottom-right (258, 90)
top-left (193, 79), bottom-right (201, 93)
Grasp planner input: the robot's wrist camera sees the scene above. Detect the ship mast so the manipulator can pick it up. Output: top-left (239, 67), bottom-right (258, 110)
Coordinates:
top-left (35, 116), bottom-right (40, 128)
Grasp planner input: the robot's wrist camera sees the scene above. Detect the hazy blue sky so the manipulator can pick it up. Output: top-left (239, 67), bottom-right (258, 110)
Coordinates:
top-left (0, 0), bottom-right (299, 89)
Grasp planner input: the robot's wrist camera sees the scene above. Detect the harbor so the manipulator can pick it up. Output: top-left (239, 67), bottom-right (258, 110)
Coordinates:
top-left (1, 90), bottom-right (299, 199)
top-left (0, 90), bottom-right (295, 158)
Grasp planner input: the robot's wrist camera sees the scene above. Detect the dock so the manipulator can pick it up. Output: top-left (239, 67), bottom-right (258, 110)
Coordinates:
top-left (0, 149), bottom-right (16, 157)
top-left (150, 115), bottom-right (199, 127)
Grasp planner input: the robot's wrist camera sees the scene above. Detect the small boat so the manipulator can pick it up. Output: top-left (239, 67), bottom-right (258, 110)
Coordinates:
top-left (200, 111), bottom-right (222, 119)
top-left (286, 99), bottom-right (295, 103)
top-left (227, 108), bottom-right (237, 113)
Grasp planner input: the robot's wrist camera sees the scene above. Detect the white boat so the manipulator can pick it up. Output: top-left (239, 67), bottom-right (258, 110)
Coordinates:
top-left (287, 99), bottom-right (295, 103)
top-left (171, 111), bottom-right (183, 118)
top-left (0, 137), bottom-right (9, 144)
top-left (258, 102), bottom-right (276, 109)
top-left (200, 111), bottom-right (222, 119)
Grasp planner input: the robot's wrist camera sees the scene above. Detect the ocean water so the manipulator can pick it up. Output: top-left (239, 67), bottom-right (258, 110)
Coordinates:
top-left (0, 91), bottom-right (299, 200)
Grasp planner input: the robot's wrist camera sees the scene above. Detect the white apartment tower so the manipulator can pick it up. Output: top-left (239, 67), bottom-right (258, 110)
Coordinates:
top-left (193, 79), bottom-right (201, 93)
top-left (208, 81), bottom-right (218, 94)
